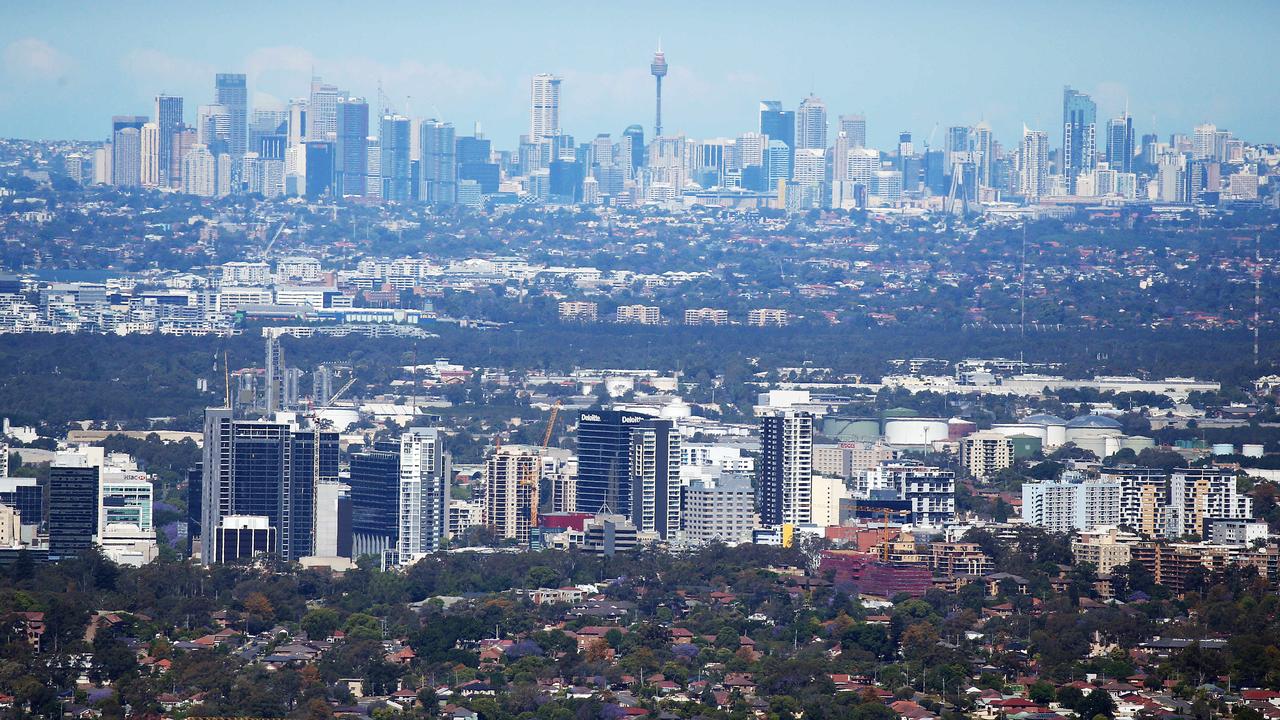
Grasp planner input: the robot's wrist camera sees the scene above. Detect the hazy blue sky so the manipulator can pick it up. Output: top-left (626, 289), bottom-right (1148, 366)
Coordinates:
top-left (2, 0), bottom-right (1277, 150)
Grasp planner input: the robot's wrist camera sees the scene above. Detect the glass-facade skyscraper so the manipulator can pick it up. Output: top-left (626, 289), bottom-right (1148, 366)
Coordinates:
top-left (379, 114), bottom-right (411, 202)
top-left (335, 97), bottom-right (369, 198)
top-left (349, 440), bottom-right (400, 558)
top-left (576, 410), bottom-right (680, 538)
top-left (1062, 86), bottom-right (1097, 192)
top-left (214, 73), bottom-right (247, 161)
top-left (1106, 114), bottom-right (1135, 174)
top-left (421, 120), bottom-right (457, 205)
top-left (199, 408), bottom-right (339, 564)
top-left (154, 94), bottom-right (184, 186)
top-left (48, 464), bottom-right (99, 560)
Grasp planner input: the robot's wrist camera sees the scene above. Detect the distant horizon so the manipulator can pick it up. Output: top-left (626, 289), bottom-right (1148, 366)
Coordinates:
top-left (3, 0), bottom-right (1278, 150)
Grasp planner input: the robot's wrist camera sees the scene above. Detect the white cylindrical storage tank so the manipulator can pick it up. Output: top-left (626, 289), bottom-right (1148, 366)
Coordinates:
top-left (1104, 435), bottom-right (1123, 457)
top-left (883, 418), bottom-right (949, 446)
top-left (1023, 414), bottom-right (1069, 449)
top-left (1243, 444), bottom-right (1265, 458)
top-left (604, 376), bottom-right (635, 397)
top-left (1212, 443), bottom-right (1236, 456)
top-left (315, 407), bottom-right (360, 432)
top-left (1121, 435), bottom-right (1155, 452)
top-left (1073, 436), bottom-right (1109, 459)
top-left (992, 423), bottom-right (1047, 444)
top-left (1065, 414), bottom-right (1124, 443)
top-left (659, 400), bottom-right (692, 419)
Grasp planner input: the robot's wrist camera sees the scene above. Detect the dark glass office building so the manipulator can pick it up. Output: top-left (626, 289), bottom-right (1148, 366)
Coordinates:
top-left (380, 114), bottom-right (412, 202)
top-left (335, 97), bottom-right (369, 197)
top-left (549, 160), bottom-right (584, 202)
top-left (0, 477), bottom-right (43, 528)
top-left (200, 408), bottom-right (339, 564)
top-left (304, 141), bottom-right (335, 199)
top-left (288, 430), bottom-right (340, 561)
top-left (576, 410), bottom-right (679, 536)
top-left (349, 440), bottom-right (400, 558)
top-left (48, 465), bottom-right (99, 561)
top-left (759, 101), bottom-right (795, 151)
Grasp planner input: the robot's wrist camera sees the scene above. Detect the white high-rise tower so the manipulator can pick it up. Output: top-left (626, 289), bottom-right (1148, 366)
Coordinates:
top-left (398, 427), bottom-right (449, 563)
top-left (530, 73), bottom-right (562, 144)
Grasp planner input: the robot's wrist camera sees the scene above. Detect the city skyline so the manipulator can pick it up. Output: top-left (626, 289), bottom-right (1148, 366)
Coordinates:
top-left (3, 0), bottom-right (1279, 149)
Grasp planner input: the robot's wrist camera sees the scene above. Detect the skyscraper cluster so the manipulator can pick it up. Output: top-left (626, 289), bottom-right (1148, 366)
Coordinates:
top-left (79, 57), bottom-right (1262, 211)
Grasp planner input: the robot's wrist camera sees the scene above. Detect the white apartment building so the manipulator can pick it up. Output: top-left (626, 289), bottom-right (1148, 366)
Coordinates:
top-left (1167, 468), bottom-right (1252, 538)
top-left (811, 475), bottom-right (851, 527)
top-left (276, 256), bottom-right (324, 283)
top-left (960, 431), bottom-right (1015, 479)
top-left (814, 441), bottom-right (898, 479)
top-left (682, 474), bottom-right (756, 546)
top-left (217, 287), bottom-right (273, 312)
top-left (1021, 478), bottom-right (1123, 533)
top-left (220, 262), bottom-right (272, 287)
top-left (747, 308), bottom-right (789, 327)
top-left (398, 428), bottom-right (449, 563)
top-left (616, 304), bottom-right (661, 325)
top-left (484, 446), bottom-right (539, 544)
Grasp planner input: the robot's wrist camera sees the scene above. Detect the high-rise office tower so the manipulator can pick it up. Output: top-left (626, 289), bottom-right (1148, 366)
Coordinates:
top-left (736, 131), bottom-right (767, 168)
top-left (764, 140), bottom-right (792, 189)
top-left (944, 125), bottom-right (971, 177)
top-left (307, 79), bottom-right (340, 141)
top-left (484, 446), bottom-right (539, 545)
top-left (181, 143), bottom-right (216, 197)
top-left (421, 120), bottom-right (457, 205)
top-left (759, 101), bottom-right (795, 152)
top-left (457, 134), bottom-right (498, 194)
top-left (1106, 114), bottom-right (1135, 173)
top-left (1192, 124), bottom-right (1217, 160)
top-left (398, 427), bottom-right (449, 562)
top-left (112, 127), bottom-right (142, 187)
top-left (757, 410), bottom-right (814, 527)
top-left (199, 408), bottom-right (338, 564)
top-left (365, 136), bottom-right (382, 199)
top-left (287, 428), bottom-right (339, 559)
top-left (334, 97), bottom-right (369, 197)
top-left (530, 73), bottom-right (562, 144)
top-left (303, 141), bottom-right (335, 199)
top-left (154, 94), bottom-right (183, 186)
top-left (140, 123), bottom-right (161, 187)
top-left (99, 469), bottom-right (153, 535)
top-left (350, 440), bottom-right (400, 558)
top-left (287, 99), bottom-right (308, 148)
top-left (795, 95), bottom-right (828, 150)
top-left (650, 45), bottom-right (668, 137)
top-left (111, 115), bottom-right (147, 188)
top-left (622, 125), bottom-right (645, 172)
top-left (1020, 126), bottom-right (1049, 199)
top-left (197, 104), bottom-right (231, 150)
top-left (576, 410), bottom-right (681, 538)
top-left (971, 122), bottom-right (993, 187)
top-left (265, 336), bottom-right (285, 415)
top-left (1062, 86), bottom-right (1097, 192)
top-left (48, 463), bottom-right (100, 560)
top-left (214, 73), bottom-right (247, 162)
top-left (249, 109), bottom-right (287, 160)
top-left (0, 476), bottom-right (43, 529)
top-left (838, 114), bottom-right (866, 149)
top-left (379, 114), bottom-right (411, 202)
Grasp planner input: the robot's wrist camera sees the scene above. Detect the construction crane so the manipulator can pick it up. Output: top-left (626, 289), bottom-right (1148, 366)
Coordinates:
top-left (261, 221), bottom-right (287, 260)
top-left (326, 376), bottom-right (357, 406)
top-left (521, 400), bottom-right (563, 539)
